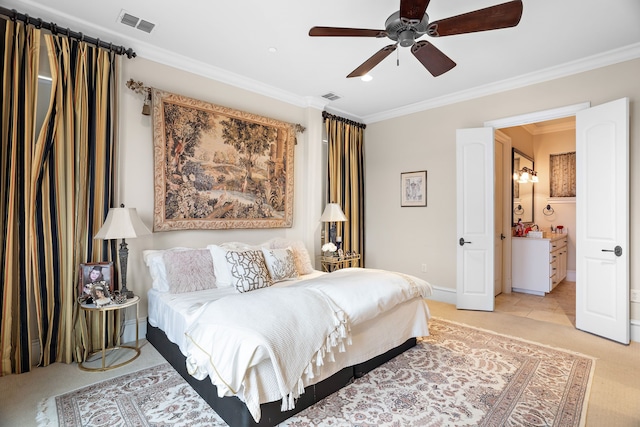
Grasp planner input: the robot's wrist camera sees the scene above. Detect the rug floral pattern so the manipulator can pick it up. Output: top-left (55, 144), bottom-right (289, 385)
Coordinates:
top-left (38, 318), bottom-right (594, 427)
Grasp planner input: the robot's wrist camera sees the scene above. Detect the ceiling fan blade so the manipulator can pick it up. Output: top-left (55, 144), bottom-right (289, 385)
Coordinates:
top-left (427, 0), bottom-right (523, 37)
top-left (347, 45), bottom-right (397, 78)
top-left (400, 0), bottom-right (432, 23)
top-left (309, 27), bottom-right (387, 38)
top-left (411, 40), bottom-right (456, 77)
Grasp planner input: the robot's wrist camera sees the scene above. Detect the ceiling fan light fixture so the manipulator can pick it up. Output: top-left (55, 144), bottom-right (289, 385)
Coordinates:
top-left (361, 74), bottom-right (373, 82)
top-left (398, 29), bottom-right (416, 47)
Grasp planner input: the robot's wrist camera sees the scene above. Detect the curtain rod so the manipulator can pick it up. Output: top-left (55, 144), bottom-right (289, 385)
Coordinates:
top-left (322, 111), bottom-right (366, 129)
top-left (0, 6), bottom-right (136, 58)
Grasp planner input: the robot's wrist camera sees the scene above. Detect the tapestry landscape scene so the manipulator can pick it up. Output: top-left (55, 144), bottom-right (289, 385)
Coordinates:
top-left (152, 89), bottom-right (295, 230)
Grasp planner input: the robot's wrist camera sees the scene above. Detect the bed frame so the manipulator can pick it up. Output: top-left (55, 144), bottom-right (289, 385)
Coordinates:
top-left (147, 322), bottom-right (416, 427)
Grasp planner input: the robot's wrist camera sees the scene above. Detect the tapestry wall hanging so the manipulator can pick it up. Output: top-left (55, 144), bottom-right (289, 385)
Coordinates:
top-left (152, 89), bottom-right (296, 231)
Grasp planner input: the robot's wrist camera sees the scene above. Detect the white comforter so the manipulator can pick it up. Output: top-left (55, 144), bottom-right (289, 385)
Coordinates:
top-left (183, 268), bottom-right (432, 422)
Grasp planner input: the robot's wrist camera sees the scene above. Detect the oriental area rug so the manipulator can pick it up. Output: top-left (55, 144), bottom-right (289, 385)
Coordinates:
top-left (37, 318), bottom-right (595, 427)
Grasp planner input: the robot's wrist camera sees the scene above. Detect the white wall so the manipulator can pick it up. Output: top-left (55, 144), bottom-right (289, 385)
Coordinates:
top-left (113, 55), bottom-right (640, 331)
top-left (117, 57), bottom-right (325, 319)
top-left (364, 58), bottom-right (640, 324)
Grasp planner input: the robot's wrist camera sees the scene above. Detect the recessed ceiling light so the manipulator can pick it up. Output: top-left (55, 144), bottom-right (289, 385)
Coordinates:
top-left (268, 47), bottom-right (278, 53)
top-left (361, 74), bottom-right (373, 82)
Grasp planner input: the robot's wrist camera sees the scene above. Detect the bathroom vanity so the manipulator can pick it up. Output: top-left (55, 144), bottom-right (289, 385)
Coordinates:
top-left (512, 234), bottom-right (568, 295)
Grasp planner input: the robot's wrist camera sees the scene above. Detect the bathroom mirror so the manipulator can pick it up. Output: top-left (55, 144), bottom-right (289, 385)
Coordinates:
top-left (512, 148), bottom-right (534, 225)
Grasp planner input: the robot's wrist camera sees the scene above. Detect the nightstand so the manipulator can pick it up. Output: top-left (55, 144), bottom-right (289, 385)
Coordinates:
top-left (320, 254), bottom-right (361, 272)
top-left (79, 295), bottom-right (140, 371)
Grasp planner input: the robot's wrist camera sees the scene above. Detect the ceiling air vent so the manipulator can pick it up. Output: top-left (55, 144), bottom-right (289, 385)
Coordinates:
top-left (118, 10), bottom-right (156, 34)
top-left (120, 13), bottom-right (139, 28)
top-left (322, 92), bottom-right (341, 101)
top-left (136, 20), bottom-right (155, 33)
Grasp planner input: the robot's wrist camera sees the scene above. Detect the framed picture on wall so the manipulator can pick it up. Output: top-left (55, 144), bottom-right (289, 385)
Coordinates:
top-left (401, 171), bottom-right (427, 207)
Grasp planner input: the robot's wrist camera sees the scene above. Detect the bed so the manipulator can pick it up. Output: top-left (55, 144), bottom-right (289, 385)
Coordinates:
top-left (144, 240), bottom-right (432, 427)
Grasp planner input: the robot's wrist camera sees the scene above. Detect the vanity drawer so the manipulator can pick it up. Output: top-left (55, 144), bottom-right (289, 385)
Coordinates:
top-left (549, 258), bottom-right (558, 276)
top-left (550, 237), bottom-right (567, 250)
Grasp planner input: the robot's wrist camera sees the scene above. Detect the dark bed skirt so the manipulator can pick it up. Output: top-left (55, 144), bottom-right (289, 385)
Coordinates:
top-left (146, 322), bottom-right (416, 427)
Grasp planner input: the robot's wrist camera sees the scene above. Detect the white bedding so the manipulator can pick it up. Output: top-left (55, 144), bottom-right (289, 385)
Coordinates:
top-left (148, 271), bottom-right (326, 354)
top-left (179, 267), bottom-right (432, 422)
top-left (147, 268), bottom-right (432, 423)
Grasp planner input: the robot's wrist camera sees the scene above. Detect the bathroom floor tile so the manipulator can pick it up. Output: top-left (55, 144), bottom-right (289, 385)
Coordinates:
top-left (496, 280), bottom-right (575, 327)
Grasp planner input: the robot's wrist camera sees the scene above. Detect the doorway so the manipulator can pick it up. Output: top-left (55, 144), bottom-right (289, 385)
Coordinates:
top-left (458, 99), bottom-right (629, 343)
top-left (495, 116), bottom-right (578, 326)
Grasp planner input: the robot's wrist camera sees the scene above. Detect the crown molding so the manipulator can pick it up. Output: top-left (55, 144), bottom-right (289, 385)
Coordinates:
top-left (363, 42), bottom-right (640, 124)
top-left (7, 0), bottom-right (640, 123)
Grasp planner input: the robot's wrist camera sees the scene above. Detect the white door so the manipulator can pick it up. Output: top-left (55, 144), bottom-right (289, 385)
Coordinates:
top-left (456, 128), bottom-right (495, 311)
top-left (576, 98), bottom-right (629, 344)
top-left (494, 137), bottom-right (504, 296)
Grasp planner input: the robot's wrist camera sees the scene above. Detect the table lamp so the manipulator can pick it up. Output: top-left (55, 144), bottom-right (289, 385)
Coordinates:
top-left (94, 204), bottom-right (151, 298)
top-left (320, 203), bottom-right (347, 246)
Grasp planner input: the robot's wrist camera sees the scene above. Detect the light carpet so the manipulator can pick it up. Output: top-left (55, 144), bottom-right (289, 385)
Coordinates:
top-left (37, 318), bottom-right (595, 426)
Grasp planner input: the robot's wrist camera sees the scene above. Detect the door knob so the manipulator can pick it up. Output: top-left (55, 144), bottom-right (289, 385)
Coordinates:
top-left (601, 246), bottom-right (623, 257)
top-left (459, 238), bottom-right (472, 246)
top-left (500, 233), bottom-right (506, 240)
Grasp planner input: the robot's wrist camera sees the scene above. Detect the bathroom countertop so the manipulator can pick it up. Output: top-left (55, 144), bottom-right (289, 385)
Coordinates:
top-left (513, 233), bottom-right (567, 241)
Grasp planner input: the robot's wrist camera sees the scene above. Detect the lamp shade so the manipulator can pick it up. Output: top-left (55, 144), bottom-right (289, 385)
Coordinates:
top-left (320, 203), bottom-right (347, 222)
top-left (94, 207), bottom-right (151, 240)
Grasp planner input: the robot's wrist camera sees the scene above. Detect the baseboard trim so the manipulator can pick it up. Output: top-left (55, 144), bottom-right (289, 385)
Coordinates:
top-left (630, 319), bottom-right (640, 343)
top-left (426, 286), bottom-right (457, 305)
top-left (122, 316), bottom-right (148, 344)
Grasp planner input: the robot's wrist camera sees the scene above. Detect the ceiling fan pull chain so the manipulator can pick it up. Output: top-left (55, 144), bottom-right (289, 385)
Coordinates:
top-left (397, 45), bottom-right (400, 67)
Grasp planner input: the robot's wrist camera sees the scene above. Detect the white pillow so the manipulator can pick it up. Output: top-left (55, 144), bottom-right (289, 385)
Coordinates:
top-left (208, 244), bottom-right (234, 287)
top-left (143, 247), bottom-right (192, 292)
top-left (265, 238), bottom-right (314, 275)
top-left (225, 249), bottom-right (273, 293)
top-left (220, 241), bottom-right (258, 250)
top-left (261, 247), bottom-right (299, 282)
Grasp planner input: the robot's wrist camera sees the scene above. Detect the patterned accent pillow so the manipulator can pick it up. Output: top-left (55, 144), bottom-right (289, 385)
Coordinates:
top-left (226, 249), bottom-right (273, 293)
top-left (261, 247), bottom-right (299, 283)
top-left (162, 249), bottom-right (217, 294)
top-left (266, 238), bottom-right (315, 275)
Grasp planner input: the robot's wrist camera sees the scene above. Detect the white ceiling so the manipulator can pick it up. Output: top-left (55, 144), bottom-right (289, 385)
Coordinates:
top-left (3, 0), bottom-right (640, 123)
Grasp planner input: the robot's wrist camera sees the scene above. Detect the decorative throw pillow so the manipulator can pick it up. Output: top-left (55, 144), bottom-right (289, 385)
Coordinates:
top-left (225, 249), bottom-right (273, 293)
top-left (162, 249), bottom-right (217, 294)
top-left (261, 247), bottom-right (299, 283)
top-left (266, 238), bottom-right (315, 275)
top-left (208, 244), bottom-right (236, 287)
top-left (143, 247), bottom-right (192, 292)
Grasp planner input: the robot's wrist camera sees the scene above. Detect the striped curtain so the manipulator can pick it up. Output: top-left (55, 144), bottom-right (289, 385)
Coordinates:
top-left (323, 112), bottom-right (366, 264)
top-left (1, 20), bottom-right (118, 375)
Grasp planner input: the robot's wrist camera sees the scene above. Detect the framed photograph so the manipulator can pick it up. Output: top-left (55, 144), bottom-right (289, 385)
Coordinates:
top-left (151, 88), bottom-right (298, 231)
top-left (79, 262), bottom-right (114, 301)
top-left (401, 171), bottom-right (427, 207)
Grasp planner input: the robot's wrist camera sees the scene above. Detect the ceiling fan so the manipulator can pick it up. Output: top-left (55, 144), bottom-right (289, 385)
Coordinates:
top-left (309, 0), bottom-right (523, 78)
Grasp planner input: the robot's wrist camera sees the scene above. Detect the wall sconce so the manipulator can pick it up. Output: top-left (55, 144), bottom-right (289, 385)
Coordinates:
top-left (542, 204), bottom-right (555, 216)
top-left (513, 166), bottom-right (538, 183)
